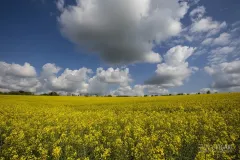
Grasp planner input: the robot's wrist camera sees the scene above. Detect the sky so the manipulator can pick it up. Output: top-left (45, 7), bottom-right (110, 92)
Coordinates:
top-left (0, 0), bottom-right (240, 95)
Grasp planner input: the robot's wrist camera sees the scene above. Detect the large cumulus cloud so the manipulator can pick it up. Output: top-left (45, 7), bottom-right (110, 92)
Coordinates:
top-left (38, 63), bottom-right (92, 94)
top-left (0, 62), bottom-right (39, 92)
top-left (145, 45), bottom-right (197, 87)
top-left (88, 67), bottom-right (132, 95)
top-left (57, 0), bottom-right (189, 64)
top-left (110, 85), bottom-right (145, 96)
top-left (204, 60), bottom-right (240, 89)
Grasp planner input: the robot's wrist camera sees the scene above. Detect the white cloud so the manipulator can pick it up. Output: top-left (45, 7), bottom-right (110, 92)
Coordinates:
top-left (38, 63), bottom-right (92, 94)
top-left (206, 22), bottom-right (227, 37)
top-left (111, 84), bottom-right (169, 96)
top-left (56, 0), bottom-right (64, 12)
top-left (190, 17), bottom-right (226, 34)
top-left (1, 62), bottom-right (36, 78)
top-left (201, 38), bottom-right (213, 45)
top-left (201, 33), bottom-right (231, 47)
top-left (175, 6), bottom-right (227, 45)
top-left (194, 48), bottom-right (208, 56)
top-left (186, 5), bottom-right (227, 40)
top-left (146, 63), bottom-right (194, 87)
top-left (191, 0), bottom-right (200, 5)
top-left (232, 21), bottom-right (240, 28)
top-left (145, 85), bottom-right (169, 95)
top-left (0, 62), bottom-right (39, 92)
top-left (200, 88), bottom-right (218, 94)
top-left (95, 68), bottom-right (131, 85)
top-left (88, 77), bottom-right (108, 95)
top-left (208, 46), bottom-right (235, 64)
top-left (189, 6), bottom-right (205, 21)
top-left (212, 33), bottom-right (231, 46)
top-left (204, 60), bottom-right (240, 89)
top-left (164, 45), bottom-right (196, 65)
top-left (145, 45), bottom-right (197, 88)
top-left (211, 46), bottom-right (235, 54)
top-left (200, 21), bottom-right (240, 65)
top-left (41, 63), bottom-right (61, 78)
top-left (57, 0), bottom-right (189, 64)
top-left (88, 67), bottom-right (132, 95)
top-left (111, 85), bottom-right (145, 96)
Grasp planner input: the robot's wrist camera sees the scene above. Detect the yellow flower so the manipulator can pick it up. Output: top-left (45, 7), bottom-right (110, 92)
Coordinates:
top-left (102, 148), bottom-right (111, 159)
top-left (52, 146), bottom-right (61, 159)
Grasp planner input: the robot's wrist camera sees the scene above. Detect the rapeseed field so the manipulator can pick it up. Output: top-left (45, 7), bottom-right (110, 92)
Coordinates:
top-left (0, 93), bottom-right (239, 159)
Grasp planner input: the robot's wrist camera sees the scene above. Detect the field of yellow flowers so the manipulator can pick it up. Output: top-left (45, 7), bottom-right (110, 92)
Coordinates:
top-left (0, 93), bottom-right (240, 160)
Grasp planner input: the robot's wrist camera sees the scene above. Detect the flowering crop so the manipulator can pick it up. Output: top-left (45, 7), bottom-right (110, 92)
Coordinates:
top-left (0, 93), bottom-right (239, 159)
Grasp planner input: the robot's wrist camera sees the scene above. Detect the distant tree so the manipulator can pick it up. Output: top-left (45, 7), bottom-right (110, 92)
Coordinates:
top-left (177, 93), bottom-right (184, 95)
top-left (4, 90), bottom-right (34, 95)
top-left (117, 95), bottom-right (129, 97)
top-left (40, 93), bottom-right (48, 96)
top-left (144, 95), bottom-right (148, 97)
top-left (197, 92), bottom-right (201, 95)
top-left (207, 90), bottom-right (211, 94)
top-left (48, 92), bottom-right (59, 96)
top-left (19, 90), bottom-right (25, 94)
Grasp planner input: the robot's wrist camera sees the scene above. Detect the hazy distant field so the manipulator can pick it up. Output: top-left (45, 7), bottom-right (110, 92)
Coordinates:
top-left (0, 94), bottom-right (240, 159)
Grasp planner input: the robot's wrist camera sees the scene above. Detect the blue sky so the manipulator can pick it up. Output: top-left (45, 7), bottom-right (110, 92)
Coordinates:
top-left (0, 0), bottom-right (240, 95)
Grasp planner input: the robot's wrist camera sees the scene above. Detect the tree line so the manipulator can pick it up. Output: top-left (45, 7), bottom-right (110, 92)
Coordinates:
top-left (0, 90), bottom-right (216, 96)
